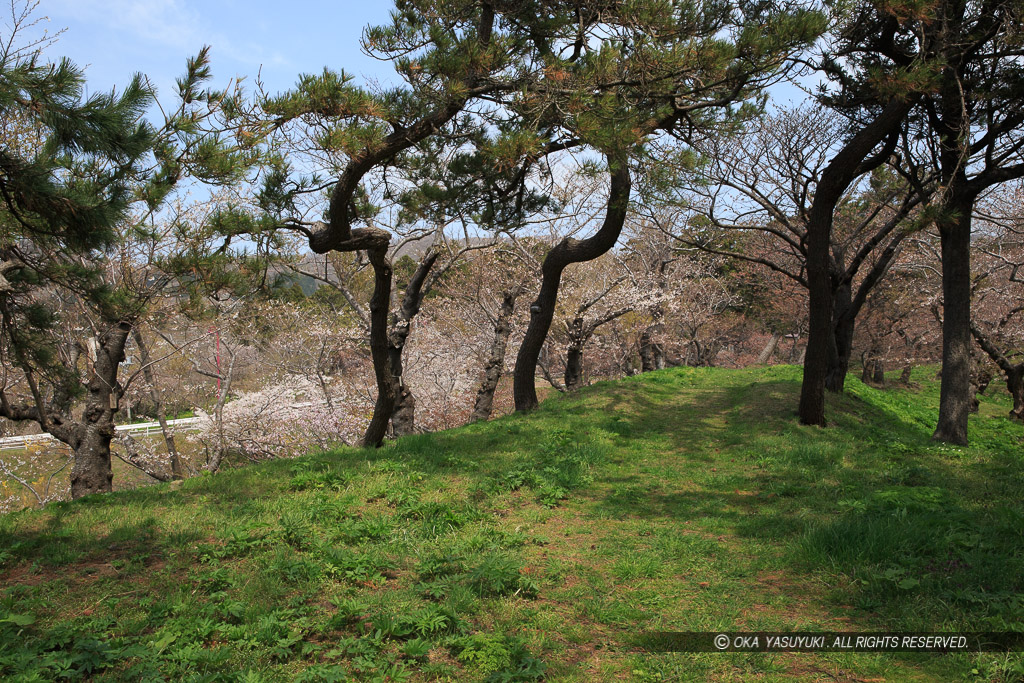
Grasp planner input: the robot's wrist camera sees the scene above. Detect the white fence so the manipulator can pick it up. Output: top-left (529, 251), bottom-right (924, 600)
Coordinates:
top-left (0, 417), bottom-right (202, 452)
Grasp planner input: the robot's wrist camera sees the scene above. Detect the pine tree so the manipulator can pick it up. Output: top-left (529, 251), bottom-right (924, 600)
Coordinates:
top-left (0, 28), bottom-right (259, 498)
top-left (253, 0), bottom-right (825, 439)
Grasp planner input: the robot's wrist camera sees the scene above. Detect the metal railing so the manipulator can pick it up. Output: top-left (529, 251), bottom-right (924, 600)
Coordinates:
top-left (0, 417), bottom-right (203, 452)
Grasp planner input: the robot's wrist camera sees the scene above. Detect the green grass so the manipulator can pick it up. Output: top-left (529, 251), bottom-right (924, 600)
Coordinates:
top-left (1, 365), bottom-right (1022, 682)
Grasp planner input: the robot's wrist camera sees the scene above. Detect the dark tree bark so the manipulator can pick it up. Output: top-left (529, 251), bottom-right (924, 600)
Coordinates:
top-left (564, 338), bottom-right (584, 391)
top-left (0, 321), bottom-right (132, 499)
top-left (898, 364), bottom-right (913, 385)
top-left (799, 98), bottom-right (915, 426)
top-left (296, 6), bottom-right (497, 446)
top-left (303, 227), bottom-right (398, 448)
top-left (387, 251), bottom-right (439, 437)
top-left (563, 281), bottom-right (633, 392)
top-left (873, 360), bottom-right (885, 385)
top-left (971, 323), bottom-right (1024, 421)
top-left (932, 195), bottom-right (974, 444)
top-left (825, 226), bottom-right (911, 391)
top-left (471, 286), bottom-right (521, 422)
top-left (639, 259), bottom-right (670, 371)
top-left (825, 284), bottom-right (854, 391)
top-left (917, 0), bottom-right (1024, 442)
top-left (639, 323), bottom-right (666, 371)
top-left (861, 357), bottom-right (874, 384)
top-left (1009, 367), bottom-right (1024, 421)
top-left (928, 63), bottom-right (975, 445)
top-left (361, 241), bottom-right (397, 447)
top-left (513, 159), bottom-right (631, 412)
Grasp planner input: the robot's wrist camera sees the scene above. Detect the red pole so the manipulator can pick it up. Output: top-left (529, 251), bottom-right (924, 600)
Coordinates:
top-left (216, 329), bottom-right (221, 398)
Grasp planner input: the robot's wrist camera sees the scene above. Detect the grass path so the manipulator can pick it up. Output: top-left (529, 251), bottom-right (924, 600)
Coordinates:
top-left (1, 366), bottom-right (1022, 681)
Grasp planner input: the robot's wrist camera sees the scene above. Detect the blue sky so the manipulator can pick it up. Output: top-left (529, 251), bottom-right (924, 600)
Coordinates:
top-left (20, 1), bottom-right (812, 119)
top-left (28, 1), bottom-right (397, 107)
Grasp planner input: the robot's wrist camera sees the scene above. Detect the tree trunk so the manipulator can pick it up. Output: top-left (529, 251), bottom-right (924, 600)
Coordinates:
top-left (513, 159), bottom-right (631, 412)
top-left (1008, 367), bottom-right (1024, 421)
top-left (70, 428), bottom-right (115, 498)
top-left (799, 98), bottom-right (913, 426)
top-left (386, 251), bottom-right (439, 437)
top-left (472, 288), bottom-right (520, 422)
top-left (70, 323), bottom-right (132, 498)
top-left (756, 333), bottom-right (782, 365)
top-left (872, 360), bottom-right (885, 385)
top-left (800, 217), bottom-right (832, 425)
top-left (387, 335), bottom-right (416, 437)
top-left (132, 328), bottom-right (184, 479)
top-left (564, 344), bottom-right (584, 391)
top-left (861, 357), bottom-right (873, 384)
top-left (932, 196), bottom-right (973, 445)
top-left (971, 316), bottom-right (1024, 422)
top-left (899, 364), bottom-right (913, 385)
top-left (362, 246), bottom-right (397, 447)
top-left (825, 284), bottom-right (855, 393)
top-left (391, 384), bottom-right (417, 436)
top-left (640, 319), bottom-right (666, 371)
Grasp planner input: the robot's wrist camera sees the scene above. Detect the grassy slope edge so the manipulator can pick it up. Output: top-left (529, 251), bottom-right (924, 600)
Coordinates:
top-left (0, 365), bottom-right (1022, 682)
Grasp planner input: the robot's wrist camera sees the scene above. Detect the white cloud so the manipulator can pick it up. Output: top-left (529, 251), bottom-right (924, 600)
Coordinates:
top-left (46, 0), bottom-right (203, 51)
top-left (43, 0), bottom-right (291, 70)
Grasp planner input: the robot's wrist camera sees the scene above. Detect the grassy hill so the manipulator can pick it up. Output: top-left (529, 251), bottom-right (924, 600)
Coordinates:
top-left (1, 366), bottom-right (1022, 682)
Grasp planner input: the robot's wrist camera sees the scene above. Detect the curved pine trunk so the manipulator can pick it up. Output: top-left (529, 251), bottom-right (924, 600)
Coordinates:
top-left (361, 247), bottom-right (396, 447)
top-left (513, 160), bottom-right (631, 412)
top-left (799, 98), bottom-right (913, 426)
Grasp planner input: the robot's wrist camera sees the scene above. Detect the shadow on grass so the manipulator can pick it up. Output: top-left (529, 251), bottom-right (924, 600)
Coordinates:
top-left (582, 370), bottom-right (1024, 632)
top-left (2, 366), bottom-right (1022, 638)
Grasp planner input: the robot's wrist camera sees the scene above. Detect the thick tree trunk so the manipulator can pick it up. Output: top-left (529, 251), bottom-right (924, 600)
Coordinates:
top-left (873, 360), bottom-right (885, 385)
top-left (362, 246), bottom-right (397, 447)
top-left (471, 288), bottom-right (520, 422)
top-left (564, 345), bottom-right (584, 391)
top-left (801, 219), bottom-right (833, 425)
top-left (640, 318), bottom-right (666, 371)
top-left (391, 384), bottom-right (417, 436)
top-left (69, 323), bottom-right (132, 498)
top-left (799, 98), bottom-right (912, 426)
top-left (825, 284), bottom-right (855, 393)
top-left (70, 428), bottom-right (115, 498)
top-left (386, 251), bottom-right (439, 437)
top-left (974, 367), bottom-right (992, 397)
top-left (309, 227), bottom-right (399, 448)
top-left (932, 197), bottom-right (973, 445)
top-left (513, 159), bottom-right (631, 412)
top-left (563, 315), bottom-right (587, 391)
